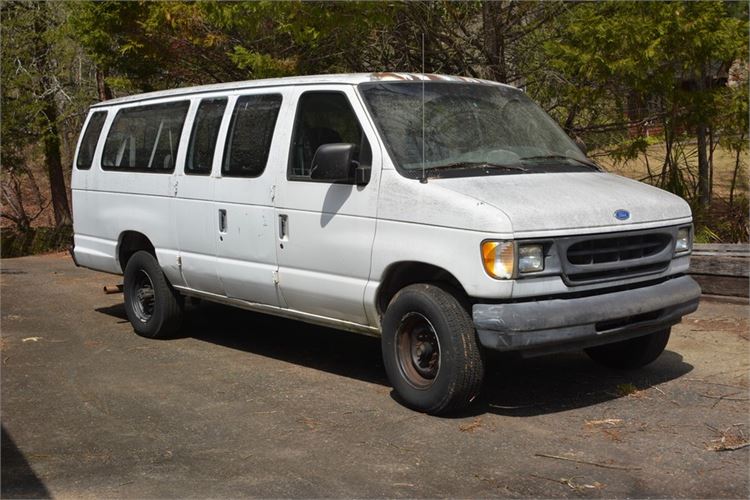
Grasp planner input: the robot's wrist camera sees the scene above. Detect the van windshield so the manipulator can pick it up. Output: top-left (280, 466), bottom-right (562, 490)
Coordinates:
top-left (359, 82), bottom-right (595, 178)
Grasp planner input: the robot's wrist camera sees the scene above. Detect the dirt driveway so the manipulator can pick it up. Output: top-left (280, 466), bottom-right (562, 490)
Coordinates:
top-left (1, 253), bottom-right (748, 498)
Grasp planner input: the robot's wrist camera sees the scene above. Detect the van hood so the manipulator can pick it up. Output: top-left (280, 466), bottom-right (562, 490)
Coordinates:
top-left (430, 172), bottom-right (692, 235)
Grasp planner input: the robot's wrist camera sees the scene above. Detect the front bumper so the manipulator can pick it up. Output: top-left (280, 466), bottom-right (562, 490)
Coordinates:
top-left (473, 275), bottom-right (701, 356)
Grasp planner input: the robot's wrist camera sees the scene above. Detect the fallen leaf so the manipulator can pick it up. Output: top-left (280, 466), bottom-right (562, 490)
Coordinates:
top-left (602, 428), bottom-right (623, 443)
top-left (615, 383), bottom-right (644, 398)
top-left (705, 426), bottom-right (749, 451)
top-left (459, 417), bottom-right (482, 433)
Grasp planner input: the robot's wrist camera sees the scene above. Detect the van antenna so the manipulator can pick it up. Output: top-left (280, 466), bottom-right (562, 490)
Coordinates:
top-left (420, 32), bottom-right (427, 184)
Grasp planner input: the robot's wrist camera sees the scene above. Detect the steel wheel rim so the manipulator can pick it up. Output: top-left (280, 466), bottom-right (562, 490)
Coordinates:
top-left (132, 270), bottom-right (155, 323)
top-left (395, 312), bottom-right (441, 389)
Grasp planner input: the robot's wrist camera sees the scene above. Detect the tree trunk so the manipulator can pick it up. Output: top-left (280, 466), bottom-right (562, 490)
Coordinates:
top-left (482, 1), bottom-right (506, 82)
top-left (729, 133), bottom-right (745, 208)
top-left (708, 126), bottom-right (714, 204)
top-left (696, 123), bottom-right (710, 209)
top-left (696, 63), bottom-right (710, 209)
top-left (32, 3), bottom-right (71, 227)
top-left (96, 66), bottom-right (113, 101)
top-left (563, 104), bottom-right (579, 134)
top-left (42, 96), bottom-right (72, 227)
top-left (660, 116), bottom-right (673, 188)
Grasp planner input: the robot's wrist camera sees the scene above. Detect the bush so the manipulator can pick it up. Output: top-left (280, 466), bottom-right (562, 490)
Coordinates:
top-left (693, 195), bottom-right (750, 243)
top-left (1, 225), bottom-right (73, 258)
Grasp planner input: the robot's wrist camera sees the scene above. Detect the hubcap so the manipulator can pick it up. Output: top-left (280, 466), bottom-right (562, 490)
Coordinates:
top-left (395, 312), bottom-right (440, 389)
top-left (132, 270), bottom-right (155, 323)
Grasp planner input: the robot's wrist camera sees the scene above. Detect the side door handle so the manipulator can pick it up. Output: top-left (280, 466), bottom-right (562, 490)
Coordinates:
top-left (218, 209), bottom-right (227, 233)
top-left (279, 214), bottom-right (288, 240)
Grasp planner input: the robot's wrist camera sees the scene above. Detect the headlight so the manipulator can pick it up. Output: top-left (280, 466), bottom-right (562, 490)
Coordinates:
top-left (481, 240), bottom-right (514, 279)
top-left (675, 227), bottom-right (692, 253)
top-left (518, 244), bottom-right (544, 273)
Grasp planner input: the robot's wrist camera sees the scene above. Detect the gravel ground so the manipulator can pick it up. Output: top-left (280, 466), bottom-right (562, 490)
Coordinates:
top-left (1, 253), bottom-right (748, 498)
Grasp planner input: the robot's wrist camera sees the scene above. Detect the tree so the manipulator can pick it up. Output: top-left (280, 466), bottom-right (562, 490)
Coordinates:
top-left (1, 1), bottom-right (72, 227)
top-left (2, 0), bottom-right (746, 245)
top-left (545, 1), bottom-right (748, 209)
top-left (67, 1), bottom-right (397, 93)
top-left (67, 1), bottom-right (171, 98)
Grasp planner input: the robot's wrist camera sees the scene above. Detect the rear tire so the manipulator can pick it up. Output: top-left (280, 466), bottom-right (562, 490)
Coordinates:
top-left (123, 251), bottom-right (183, 339)
top-left (381, 284), bottom-right (484, 415)
top-left (585, 328), bottom-right (670, 369)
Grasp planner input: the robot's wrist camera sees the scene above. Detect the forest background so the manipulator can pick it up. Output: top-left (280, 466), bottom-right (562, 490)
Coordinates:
top-left (1, 0), bottom-right (748, 256)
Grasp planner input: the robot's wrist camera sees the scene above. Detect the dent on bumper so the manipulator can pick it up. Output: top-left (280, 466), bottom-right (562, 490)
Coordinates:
top-left (473, 275), bottom-right (701, 355)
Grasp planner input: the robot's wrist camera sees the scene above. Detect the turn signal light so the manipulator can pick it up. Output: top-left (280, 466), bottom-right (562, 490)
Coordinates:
top-left (481, 241), bottom-right (515, 279)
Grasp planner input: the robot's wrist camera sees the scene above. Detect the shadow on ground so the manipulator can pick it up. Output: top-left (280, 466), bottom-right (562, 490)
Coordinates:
top-left (1, 426), bottom-right (50, 499)
top-left (96, 301), bottom-right (694, 417)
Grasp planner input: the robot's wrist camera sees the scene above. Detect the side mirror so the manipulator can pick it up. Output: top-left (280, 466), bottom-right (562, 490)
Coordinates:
top-left (310, 143), bottom-right (356, 183)
top-left (574, 137), bottom-right (588, 155)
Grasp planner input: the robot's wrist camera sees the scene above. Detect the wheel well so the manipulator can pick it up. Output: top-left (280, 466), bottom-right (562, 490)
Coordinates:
top-left (376, 262), bottom-right (469, 315)
top-left (117, 231), bottom-right (155, 272)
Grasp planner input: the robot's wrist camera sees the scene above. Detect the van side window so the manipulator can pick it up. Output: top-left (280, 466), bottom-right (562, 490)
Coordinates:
top-left (289, 92), bottom-right (370, 181)
top-left (222, 94), bottom-right (282, 178)
top-left (186, 98), bottom-right (227, 175)
top-left (76, 111), bottom-right (107, 170)
top-left (101, 101), bottom-right (190, 172)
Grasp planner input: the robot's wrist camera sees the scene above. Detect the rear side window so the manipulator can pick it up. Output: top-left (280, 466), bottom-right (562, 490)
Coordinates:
top-left (222, 94), bottom-right (282, 178)
top-left (76, 111), bottom-right (107, 170)
top-left (101, 101), bottom-right (190, 172)
top-left (289, 92), bottom-right (367, 180)
top-left (186, 98), bottom-right (227, 175)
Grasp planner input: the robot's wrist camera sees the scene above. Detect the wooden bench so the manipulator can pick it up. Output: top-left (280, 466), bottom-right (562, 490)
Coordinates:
top-left (689, 243), bottom-right (749, 298)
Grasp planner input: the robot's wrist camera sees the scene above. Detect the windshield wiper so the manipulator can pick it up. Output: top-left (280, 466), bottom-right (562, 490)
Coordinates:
top-left (428, 161), bottom-right (528, 172)
top-left (417, 161), bottom-right (529, 181)
top-left (521, 155), bottom-right (600, 170)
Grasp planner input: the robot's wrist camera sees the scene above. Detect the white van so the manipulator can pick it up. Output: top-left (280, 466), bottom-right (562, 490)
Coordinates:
top-left (71, 73), bottom-right (700, 414)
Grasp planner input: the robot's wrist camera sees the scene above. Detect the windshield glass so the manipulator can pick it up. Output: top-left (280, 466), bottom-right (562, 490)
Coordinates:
top-left (359, 82), bottom-right (590, 176)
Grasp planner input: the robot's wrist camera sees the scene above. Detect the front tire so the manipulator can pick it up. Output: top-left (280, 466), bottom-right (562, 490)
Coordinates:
top-left (123, 251), bottom-right (183, 339)
top-left (585, 328), bottom-right (671, 369)
top-left (381, 284), bottom-right (484, 415)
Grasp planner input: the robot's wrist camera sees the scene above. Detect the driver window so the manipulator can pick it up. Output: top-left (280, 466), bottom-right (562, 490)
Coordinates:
top-left (288, 92), bottom-right (370, 181)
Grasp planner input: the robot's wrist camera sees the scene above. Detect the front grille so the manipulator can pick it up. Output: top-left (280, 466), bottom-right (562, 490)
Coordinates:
top-left (567, 233), bottom-right (671, 265)
top-left (561, 229), bottom-right (675, 285)
top-left (567, 262), bottom-right (669, 283)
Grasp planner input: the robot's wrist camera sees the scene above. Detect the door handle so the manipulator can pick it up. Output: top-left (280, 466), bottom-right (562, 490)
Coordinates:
top-left (218, 209), bottom-right (227, 233)
top-left (279, 214), bottom-right (288, 240)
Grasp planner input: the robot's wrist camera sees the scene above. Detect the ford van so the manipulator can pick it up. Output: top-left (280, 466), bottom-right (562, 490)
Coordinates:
top-left (71, 73), bottom-right (701, 414)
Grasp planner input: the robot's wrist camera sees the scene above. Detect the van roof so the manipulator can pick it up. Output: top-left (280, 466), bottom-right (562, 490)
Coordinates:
top-left (91, 73), bottom-right (513, 108)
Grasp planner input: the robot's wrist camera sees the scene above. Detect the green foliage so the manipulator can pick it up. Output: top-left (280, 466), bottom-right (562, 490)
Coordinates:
top-left (547, 1), bottom-right (748, 129)
top-left (0, 225), bottom-right (73, 258)
top-left (1, 2), bottom-right (53, 171)
top-left (66, 1), bottom-right (399, 90)
top-left (545, 0), bottom-right (748, 217)
top-left (694, 194), bottom-right (749, 244)
top-left (1, 0), bottom-right (747, 243)
top-left (2, 1), bottom-right (96, 155)
top-left (229, 47), bottom-right (296, 79)
top-left (67, 1), bottom-right (168, 92)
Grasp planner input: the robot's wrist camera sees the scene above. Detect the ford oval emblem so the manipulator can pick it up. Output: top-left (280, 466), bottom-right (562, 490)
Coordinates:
top-left (614, 209), bottom-right (630, 221)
